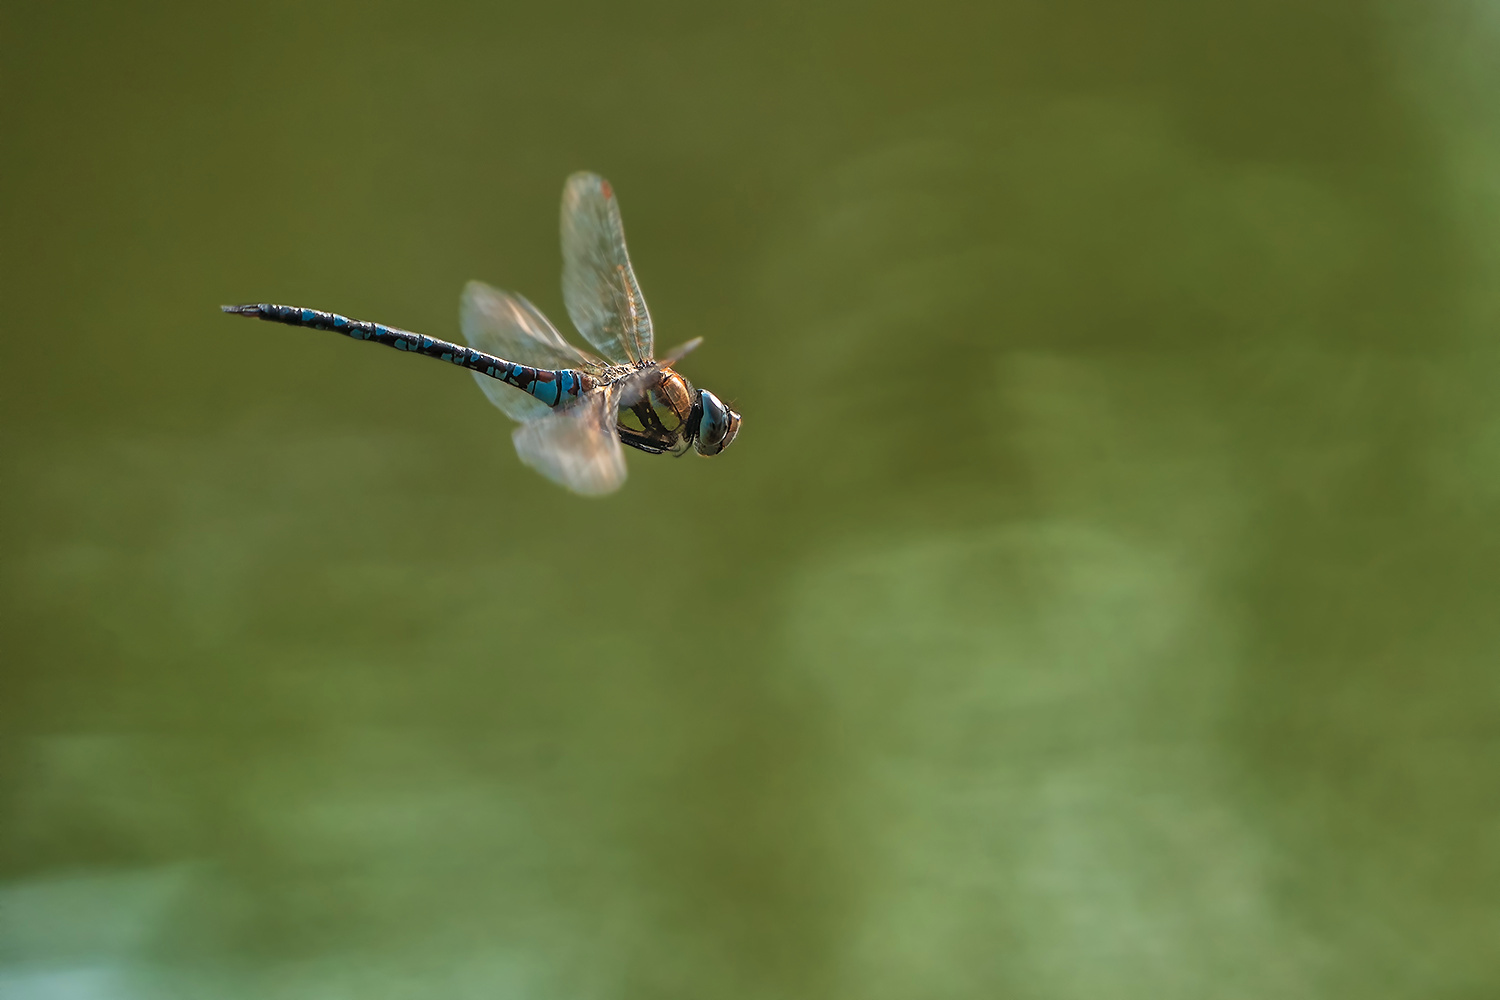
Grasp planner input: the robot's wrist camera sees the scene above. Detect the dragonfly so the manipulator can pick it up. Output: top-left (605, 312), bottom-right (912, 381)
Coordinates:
top-left (223, 172), bottom-right (740, 495)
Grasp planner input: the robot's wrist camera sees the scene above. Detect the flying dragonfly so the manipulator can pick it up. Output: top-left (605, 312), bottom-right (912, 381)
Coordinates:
top-left (223, 172), bottom-right (740, 495)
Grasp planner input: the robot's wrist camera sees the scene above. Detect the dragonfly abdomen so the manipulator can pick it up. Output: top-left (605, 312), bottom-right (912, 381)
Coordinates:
top-left (223, 303), bottom-right (595, 406)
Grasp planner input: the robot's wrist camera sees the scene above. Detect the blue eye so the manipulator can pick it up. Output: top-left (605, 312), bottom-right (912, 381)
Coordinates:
top-left (693, 390), bottom-right (741, 456)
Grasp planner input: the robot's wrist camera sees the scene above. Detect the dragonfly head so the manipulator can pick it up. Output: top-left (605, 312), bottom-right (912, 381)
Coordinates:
top-left (691, 389), bottom-right (741, 456)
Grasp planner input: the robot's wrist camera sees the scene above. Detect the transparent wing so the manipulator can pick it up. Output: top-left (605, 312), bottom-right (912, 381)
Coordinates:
top-left (462, 280), bottom-right (603, 370)
top-left (512, 386), bottom-right (627, 496)
top-left (656, 337), bottom-right (702, 367)
top-left (469, 371), bottom-right (549, 422)
top-left (560, 172), bottom-right (653, 365)
top-left (461, 280), bottom-right (603, 422)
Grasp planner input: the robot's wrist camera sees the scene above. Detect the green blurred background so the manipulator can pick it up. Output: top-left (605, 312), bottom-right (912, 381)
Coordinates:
top-left (4, 1), bottom-right (1499, 997)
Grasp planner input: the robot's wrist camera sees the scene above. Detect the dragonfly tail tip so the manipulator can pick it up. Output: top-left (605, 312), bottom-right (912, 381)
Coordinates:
top-left (221, 304), bottom-right (256, 315)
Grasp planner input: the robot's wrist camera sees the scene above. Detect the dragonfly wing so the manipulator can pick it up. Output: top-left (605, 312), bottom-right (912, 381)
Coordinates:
top-left (462, 281), bottom-right (603, 370)
top-left (469, 370), bottom-right (551, 422)
top-left (512, 386), bottom-right (627, 496)
top-left (657, 336), bottom-right (702, 367)
top-left (560, 172), bottom-right (654, 366)
top-left (461, 280), bottom-right (602, 422)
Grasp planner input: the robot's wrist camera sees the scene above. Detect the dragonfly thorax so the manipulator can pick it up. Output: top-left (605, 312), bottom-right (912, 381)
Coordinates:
top-left (616, 368), bottom-right (698, 456)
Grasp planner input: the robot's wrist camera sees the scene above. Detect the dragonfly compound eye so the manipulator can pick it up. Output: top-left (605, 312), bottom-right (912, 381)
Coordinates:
top-left (693, 389), bottom-right (741, 456)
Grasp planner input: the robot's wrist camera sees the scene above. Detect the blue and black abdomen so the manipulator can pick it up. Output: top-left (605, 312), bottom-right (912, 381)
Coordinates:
top-left (223, 303), bottom-right (594, 406)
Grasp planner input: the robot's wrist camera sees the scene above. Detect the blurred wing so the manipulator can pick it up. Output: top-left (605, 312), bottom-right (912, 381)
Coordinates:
top-left (469, 370), bottom-right (549, 422)
top-left (462, 281), bottom-right (603, 369)
top-left (512, 386), bottom-right (627, 496)
top-left (461, 280), bottom-right (602, 422)
top-left (657, 337), bottom-right (702, 367)
top-left (560, 172), bottom-right (653, 365)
